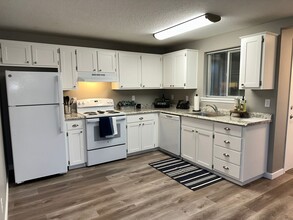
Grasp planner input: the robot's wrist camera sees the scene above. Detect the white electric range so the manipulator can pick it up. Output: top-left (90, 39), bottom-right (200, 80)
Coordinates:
top-left (77, 98), bottom-right (127, 166)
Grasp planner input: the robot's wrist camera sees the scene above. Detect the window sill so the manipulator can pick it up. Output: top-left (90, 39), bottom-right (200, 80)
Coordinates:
top-left (201, 97), bottom-right (240, 104)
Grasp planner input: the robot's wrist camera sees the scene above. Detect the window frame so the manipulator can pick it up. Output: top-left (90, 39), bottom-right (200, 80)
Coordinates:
top-left (204, 47), bottom-right (243, 103)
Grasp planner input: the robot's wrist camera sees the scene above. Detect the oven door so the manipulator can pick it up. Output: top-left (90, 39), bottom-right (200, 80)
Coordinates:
top-left (86, 115), bottom-right (126, 150)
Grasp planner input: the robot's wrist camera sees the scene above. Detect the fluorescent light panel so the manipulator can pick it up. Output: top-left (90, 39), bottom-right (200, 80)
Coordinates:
top-left (154, 13), bottom-right (221, 40)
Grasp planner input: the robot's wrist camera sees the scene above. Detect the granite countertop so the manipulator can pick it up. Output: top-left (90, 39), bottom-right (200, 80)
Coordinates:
top-left (122, 107), bottom-right (272, 127)
top-left (65, 113), bottom-right (85, 121)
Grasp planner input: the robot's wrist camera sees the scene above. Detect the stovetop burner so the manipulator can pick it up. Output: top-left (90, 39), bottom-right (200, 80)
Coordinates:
top-left (84, 112), bottom-right (98, 115)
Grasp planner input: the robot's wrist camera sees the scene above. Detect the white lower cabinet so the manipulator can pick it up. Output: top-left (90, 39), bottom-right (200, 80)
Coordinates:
top-left (213, 122), bottom-right (269, 185)
top-left (181, 117), bottom-right (213, 169)
top-left (66, 120), bottom-right (86, 168)
top-left (127, 114), bottom-right (158, 154)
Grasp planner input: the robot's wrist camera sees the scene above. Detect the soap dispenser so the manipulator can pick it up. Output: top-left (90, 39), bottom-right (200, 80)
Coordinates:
top-left (240, 96), bottom-right (246, 112)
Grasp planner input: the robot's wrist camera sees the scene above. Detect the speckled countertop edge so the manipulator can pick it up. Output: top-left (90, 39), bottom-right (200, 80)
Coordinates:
top-left (122, 108), bottom-right (272, 127)
top-left (64, 108), bottom-right (272, 127)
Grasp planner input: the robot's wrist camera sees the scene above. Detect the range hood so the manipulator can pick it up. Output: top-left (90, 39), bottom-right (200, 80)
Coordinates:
top-left (77, 71), bottom-right (118, 82)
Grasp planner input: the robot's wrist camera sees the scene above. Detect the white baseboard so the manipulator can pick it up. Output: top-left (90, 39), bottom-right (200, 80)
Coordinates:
top-left (5, 181), bottom-right (8, 220)
top-left (264, 169), bottom-right (285, 180)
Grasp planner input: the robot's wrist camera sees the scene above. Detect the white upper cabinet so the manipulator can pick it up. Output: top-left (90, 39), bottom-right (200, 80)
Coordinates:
top-left (0, 40), bottom-right (31, 65)
top-left (76, 48), bottom-right (97, 72)
top-left (239, 32), bottom-right (277, 90)
top-left (31, 44), bottom-right (59, 67)
top-left (112, 51), bottom-right (162, 90)
top-left (141, 54), bottom-right (162, 88)
top-left (117, 51), bottom-right (141, 89)
top-left (97, 50), bottom-right (117, 73)
top-left (59, 46), bottom-right (78, 90)
top-left (163, 49), bottom-right (198, 89)
top-left (0, 40), bottom-right (59, 67)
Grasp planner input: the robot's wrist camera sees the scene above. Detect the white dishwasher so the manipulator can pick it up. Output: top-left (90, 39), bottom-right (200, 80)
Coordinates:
top-left (159, 113), bottom-right (180, 156)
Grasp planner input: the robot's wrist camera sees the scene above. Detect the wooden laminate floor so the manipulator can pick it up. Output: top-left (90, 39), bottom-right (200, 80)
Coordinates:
top-left (8, 151), bottom-right (293, 220)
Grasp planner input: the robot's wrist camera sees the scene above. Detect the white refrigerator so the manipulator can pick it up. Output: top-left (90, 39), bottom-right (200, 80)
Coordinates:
top-left (5, 70), bottom-right (67, 184)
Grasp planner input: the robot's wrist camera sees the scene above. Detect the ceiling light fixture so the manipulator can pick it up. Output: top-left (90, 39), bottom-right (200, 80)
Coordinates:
top-left (153, 13), bottom-right (221, 40)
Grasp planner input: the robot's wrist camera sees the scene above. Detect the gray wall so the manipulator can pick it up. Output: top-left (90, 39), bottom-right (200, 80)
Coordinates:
top-left (168, 16), bottom-right (293, 172)
top-left (0, 105), bottom-right (7, 220)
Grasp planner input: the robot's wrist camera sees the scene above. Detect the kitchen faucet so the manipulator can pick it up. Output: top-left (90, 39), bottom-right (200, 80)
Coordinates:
top-left (206, 104), bottom-right (218, 113)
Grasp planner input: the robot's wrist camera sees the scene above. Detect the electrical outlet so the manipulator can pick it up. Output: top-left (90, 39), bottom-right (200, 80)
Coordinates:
top-left (186, 96), bottom-right (189, 101)
top-left (132, 95), bottom-right (135, 101)
top-left (0, 198), bottom-right (3, 214)
top-left (265, 99), bottom-right (270, 108)
top-left (171, 94), bottom-right (174, 100)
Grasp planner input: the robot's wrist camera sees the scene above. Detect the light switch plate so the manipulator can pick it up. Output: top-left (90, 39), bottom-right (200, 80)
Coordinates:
top-left (186, 96), bottom-right (189, 101)
top-left (265, 99), bottom-right (270, 107)
top-left (132, 95), bottom-right (135, 101)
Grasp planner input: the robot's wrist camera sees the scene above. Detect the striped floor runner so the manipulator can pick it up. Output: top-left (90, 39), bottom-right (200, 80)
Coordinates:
top-left (149, 157), bottom-right (222, 191)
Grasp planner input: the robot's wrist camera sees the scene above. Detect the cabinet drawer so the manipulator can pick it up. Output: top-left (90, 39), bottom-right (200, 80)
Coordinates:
top-left (214, 123), bottom-right (242, 137)
top-left (182, 117), bottom-right (213, 131)
top-left (66, 120), bottom-right (83, 131)
top-left (127, 114), bottom-right (155, 123)
top-left (214, 146), bottom-right (241, 166)
top-left (214, 133), bottom-right (242, 151)
top-left (214, 158), bottom-right (240, 180)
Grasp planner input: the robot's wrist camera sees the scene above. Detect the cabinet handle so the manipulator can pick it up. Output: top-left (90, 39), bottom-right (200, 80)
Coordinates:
top-left (223, 153), bottom-right (230, 157)
top-left (224, 127), bottom-right (231, 131)
top-left (192, 130), bottom-right (195, 132)
top-left (241, 84), bottom-right (245, 86)
top-left (93, 69), bottom-right (96, 71)
top-left (139, 117), bottom-right (143, 120)
top-left (142, 85), bottom-right (145, 88)
top-left (80, 131), bottom-right (82, 133)
top-left (142, 123), bottom-right (144, 126)
top-left (290, 115), bottom-right (293, 119)
top-left (223, 166), bottom-right (229, 170)
top-left (224, 140), bottom-right (230, 144)
top-left (99, 69), bottom-right (102, 71)
top-left (139, 124), bottom-right (141, 126)
top-left (72, 124), bottom-right (79, 127)
top-left (121, 85), bottom-right (123, 88)
top-left (26, 61), bottom-right (29, 63)
top-left (34, 61), bottom-right (37, 64)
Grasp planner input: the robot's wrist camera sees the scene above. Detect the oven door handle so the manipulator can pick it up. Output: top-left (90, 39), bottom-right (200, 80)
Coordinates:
top-left (87, 116), bottom-right (126, 123)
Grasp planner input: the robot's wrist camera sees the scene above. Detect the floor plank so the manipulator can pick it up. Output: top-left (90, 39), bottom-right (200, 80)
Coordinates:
top-left (8, 151), bottom-right (293, 220)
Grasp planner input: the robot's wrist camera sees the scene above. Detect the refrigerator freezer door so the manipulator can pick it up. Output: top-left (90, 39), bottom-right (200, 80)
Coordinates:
top-left (9, 105), bottom-right (67, 183)
top-left (5, 71), bottom-right (60, 106)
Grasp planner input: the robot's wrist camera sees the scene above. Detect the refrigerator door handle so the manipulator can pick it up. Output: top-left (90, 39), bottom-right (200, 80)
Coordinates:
top-left (57, 74), bottom-right (65, 133)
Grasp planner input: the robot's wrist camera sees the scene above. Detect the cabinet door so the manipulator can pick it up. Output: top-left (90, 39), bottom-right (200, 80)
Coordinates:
top-left (31, 44), bottom-right (58, 67)
top-left (162, 54), bottom-right (173, 88)
top-left (67, 129), bottom-right (85, 166)
top-left (76, 48), bottom-right (97, 72)
top-left (173, 51), bottom-right (186, 88)
top-left (141, 120), bottom-right (155, 150)
top-left (97, 50), bottom-right (117, 73)
top-left (127, 122), bottom-right (141, 153)
top-left (196, 129), bottom-right (213, 169)
top-left (141, 54), bottom-right (162, 88)
top-left (59, 47), bottom-right (78, 90)
top-left (0, 41), bottom-right (31, 65)
top-left (181, 125), bottom-right (196, 162)
top-left (118, 52), bottom-right (141, 88)
top-left (239, 35), bottom-right (263, 88)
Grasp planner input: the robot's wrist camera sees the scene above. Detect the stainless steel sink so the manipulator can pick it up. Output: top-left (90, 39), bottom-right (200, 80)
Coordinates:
top-left (187, 112), bottom-right (225, 117)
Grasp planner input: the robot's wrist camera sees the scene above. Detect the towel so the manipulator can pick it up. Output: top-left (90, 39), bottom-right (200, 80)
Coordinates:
top-left (99, 117), bottom-right (114, 137)
top-left (106, 117), bottom-right (118, 138)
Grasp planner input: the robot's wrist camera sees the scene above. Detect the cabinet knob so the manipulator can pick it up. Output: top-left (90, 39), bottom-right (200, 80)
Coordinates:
top-left (121, 85), bottom-right (123, 88)
top-left (142, 123), bottom-right (144, 126)
top-left (290, 115), bottom-right (293, 119)
top-left (223, 153), bottom-right (230, 157)
top-left (99, 69), bottom-right (102, 71)
top-left (72, 124), bottom-right (79, 127)
top-left (80, 131), bottom-right (82, 133)
top-left (224, 140), bottom-right (230, 144)
top-left (34, 61), bottom-right (37, 64)
top-left (142, 85), bottom-right (145, 88)
top-left (241, 84), bottom-right (244, 86)
top-left (224, 127), bottom-right (231, 131)
top-left (26, 61), bottom-right (29, 63)
top-left (192, 130), bottom-right (195, 132)
top-left (93, 69), bottom-right (96, 71)
top-left (139, 117), bottom-right (143, 120)
top-left (223, 166), bottom-right (229, 170)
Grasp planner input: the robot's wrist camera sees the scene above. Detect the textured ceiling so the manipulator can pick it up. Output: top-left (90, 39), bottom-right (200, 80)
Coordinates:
top-left (0, 0), bottom-right (293, 46)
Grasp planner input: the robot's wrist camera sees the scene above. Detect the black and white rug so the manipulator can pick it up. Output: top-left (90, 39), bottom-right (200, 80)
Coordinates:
top-left (149, 157), bottom-right (222, 191)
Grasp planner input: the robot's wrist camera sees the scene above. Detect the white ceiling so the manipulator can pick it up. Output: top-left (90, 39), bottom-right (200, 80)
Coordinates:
top-left (0, 0), bottom-right (293, 46)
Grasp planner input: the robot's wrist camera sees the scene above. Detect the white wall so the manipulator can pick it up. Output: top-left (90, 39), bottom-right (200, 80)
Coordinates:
top-left (0, 105), bottom-right (7, 220)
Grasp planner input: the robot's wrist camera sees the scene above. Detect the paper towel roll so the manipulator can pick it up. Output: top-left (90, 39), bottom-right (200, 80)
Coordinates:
top-left (193, 95), bottom-right (200, 111)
